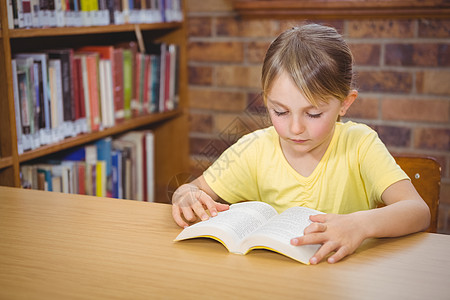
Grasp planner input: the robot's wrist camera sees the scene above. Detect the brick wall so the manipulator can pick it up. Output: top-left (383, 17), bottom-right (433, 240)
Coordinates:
top-left (185, 0), bottom-right (450, 234)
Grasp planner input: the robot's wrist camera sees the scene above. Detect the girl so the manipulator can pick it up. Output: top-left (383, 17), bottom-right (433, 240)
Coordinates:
top-left (172, 24), bottom-right (430, 264)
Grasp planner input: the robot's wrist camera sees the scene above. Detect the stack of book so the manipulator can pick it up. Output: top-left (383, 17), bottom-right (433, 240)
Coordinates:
top-left (7, 0), bottom-right (183, 29)
top-left (12, 42), bottom-right (179, 154)
top-left (21, 132), bottom-right (155, 202)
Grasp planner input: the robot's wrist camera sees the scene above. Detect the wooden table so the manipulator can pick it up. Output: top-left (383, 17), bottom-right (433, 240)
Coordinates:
top-left (1, 186), bottom-right (449, 299)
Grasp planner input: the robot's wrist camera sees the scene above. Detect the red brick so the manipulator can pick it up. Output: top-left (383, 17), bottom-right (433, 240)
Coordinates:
top-left (188, 41), bottom-right (243, 63)
top-left (345, 97), bottom-right (379, 119)
top-left (214, 114), bottom-right (257, 139)
top-left (349, 43), bottom-right (380, 66)
top-left (188, 66), bottom-right (213, 85)
top-left (188, 17), bottom-right (212, 37)
top-left (438, 44), bottom-right (450, 66)
top-left (381, 98), bottom-right (450, 123)
top-left (189, 136), bottom-right (228, 158)
top-left (414, 128), bottom-right (450, 151)
top-left (189, 88), bottom-right (247, 111)
top-left (245, 93), bottom-right (271, 129)
top-left (246, 92), bottom-right (265, 114)
top-left (215, 65), bottom-right (261, 89)
top-left (247, 41), bottom-right (270, 64)
top-left (419, 19), bottom-right (450, 38)
top-left (372, 125), bottom-right (411, 148)
top-left (385, 44), bottom-right (439, 67)
top-left (417, 71), bottom-right (450, 96)
top-left (279, 20), bottom-right (345, 34)
top-left (216, 17), bottom-right (279, 37)
top-left (347, 20), bottom-right (414, 38)
top-left (279, 20), bottom-right (308, 32)
top-left (189, 157), bottom-right (213, 176)
top-left (416, 72), bottom-right (424, 94)
top-left (216, 17), bottom-right (240, 36)
top-left (190, 112), bottom-right (213, 134)
top-left (357, 71), bottom-right (412, 93)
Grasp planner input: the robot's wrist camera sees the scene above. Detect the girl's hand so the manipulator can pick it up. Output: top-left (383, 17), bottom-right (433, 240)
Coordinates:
top-left (290, 213), bottom-right (368, 264)
top-left (172, 183), bottom-right (229, 228)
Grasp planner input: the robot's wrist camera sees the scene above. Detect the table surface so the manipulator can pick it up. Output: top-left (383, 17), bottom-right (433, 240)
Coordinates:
top-left (1, 186), bottom-right (450, 300)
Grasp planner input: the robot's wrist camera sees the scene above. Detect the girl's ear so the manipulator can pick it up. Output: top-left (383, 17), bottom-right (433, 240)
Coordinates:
top-left (339, 90), bottom-right (358, 117)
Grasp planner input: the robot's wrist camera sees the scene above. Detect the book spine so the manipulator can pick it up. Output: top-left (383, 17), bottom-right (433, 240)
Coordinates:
top-left (77, 162), bottom-right (86, 195)
top-left (122, 49), bottom-right (132, 119)
top-left (86, 54), bottom-right (100, 132)
top-left (158, 43), bottom-right (166, 112)
top-left (11, 60), bottom-right (24, 154)
top-left (47, 0), bottom-right (57, 27)
top-left (22, 0), bottom-right (33, 28)
top-left (145, 131), bottom-right (154, 202)
top-left (79, 55), bottom-right (91, 133)
top-left (113, 48), bottom-right (124, 122)
top-left (72, 56), bottom-right (82, 134)
top-left (54, 0), bottom-right (65, 27)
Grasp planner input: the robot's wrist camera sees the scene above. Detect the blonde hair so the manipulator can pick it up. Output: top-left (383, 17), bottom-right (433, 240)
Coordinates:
top-left (262, 24), bottom-right (354, 106)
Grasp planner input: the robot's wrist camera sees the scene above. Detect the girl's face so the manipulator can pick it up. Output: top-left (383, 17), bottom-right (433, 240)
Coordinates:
top-left (266, 71), bottom-right (355, 160)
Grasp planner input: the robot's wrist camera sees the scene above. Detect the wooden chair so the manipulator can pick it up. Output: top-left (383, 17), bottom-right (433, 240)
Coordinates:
top-left (394, 156), bottom-right (441, 233)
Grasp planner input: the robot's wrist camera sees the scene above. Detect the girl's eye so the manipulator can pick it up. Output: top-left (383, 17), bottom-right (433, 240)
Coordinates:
top-left (273, 110), bottom-right (288, 116)
top-left (307, 113), bottom-right (322, 119)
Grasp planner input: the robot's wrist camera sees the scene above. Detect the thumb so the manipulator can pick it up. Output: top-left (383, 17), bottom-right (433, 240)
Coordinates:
top-left (215, 202), bottom-right (230, 212)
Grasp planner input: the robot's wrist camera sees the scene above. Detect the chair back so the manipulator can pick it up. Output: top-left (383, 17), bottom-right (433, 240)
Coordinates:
top-left (394, 156), bottom-right (441, 233)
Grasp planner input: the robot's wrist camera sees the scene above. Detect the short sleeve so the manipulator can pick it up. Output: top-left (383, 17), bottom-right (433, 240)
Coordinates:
top-left (203, 131), bottom-right (261, 203)
top-left (358, 130), bottom-right (410, 206)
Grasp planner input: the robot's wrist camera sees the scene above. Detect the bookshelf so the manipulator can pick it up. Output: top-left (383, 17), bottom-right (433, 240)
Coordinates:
top-left (0, 1), bottom-right (189, 203)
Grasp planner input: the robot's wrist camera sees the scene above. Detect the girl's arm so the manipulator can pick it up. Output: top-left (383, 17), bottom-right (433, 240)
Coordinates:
top-left (291, 179), bottom-right (430, 264)
top-left (172, 175), bottom-right (230, 228)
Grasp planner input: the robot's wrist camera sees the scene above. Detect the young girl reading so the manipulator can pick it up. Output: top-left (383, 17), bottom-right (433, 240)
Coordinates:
top-left (172, 24), bottom-right (430, 264)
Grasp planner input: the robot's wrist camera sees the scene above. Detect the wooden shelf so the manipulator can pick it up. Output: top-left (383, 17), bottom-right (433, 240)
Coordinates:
top-left (18, 110), bottom-right (182, 163)
top-left (8, 22), bottom-right (182, 38)
top-left (0, 156), bottom-right (13, 169)
top-left (233, 0), bottom-right (450, 18)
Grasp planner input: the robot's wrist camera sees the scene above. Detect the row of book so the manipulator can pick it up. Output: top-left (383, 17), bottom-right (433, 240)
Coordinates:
top-left (12, 41), bottom-right (179, 154)
top-left (21, 131), bottom-right (155, 201)
top-left (7, 0), bottom-right (183, 29)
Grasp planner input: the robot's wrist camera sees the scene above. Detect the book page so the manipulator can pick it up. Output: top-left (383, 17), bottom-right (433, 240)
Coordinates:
top-left (174, 201), bottom-right (277, 253)
top-left (240, 206), bottom-right (323, 264)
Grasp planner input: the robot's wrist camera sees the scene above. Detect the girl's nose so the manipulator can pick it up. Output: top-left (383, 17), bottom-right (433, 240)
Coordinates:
top-left (290, 117), bottom-right (305, 135)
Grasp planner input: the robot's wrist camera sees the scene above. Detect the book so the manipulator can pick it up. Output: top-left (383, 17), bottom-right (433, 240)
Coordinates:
top-left (144, 131), bottom-right (154, 202)
top-left (78, 45), bottom-right (116, 127)
top-left (84, 52), bottom-right (101, 132)
top-left (48, 59), bottom-right (64, 143)
top-left (122, 49), bottom-right (133, 119)
top-left (112, 48), bottom-right (125, 122)
top-left (116, 41), bottom-right (138, 116)
top-left (72, 56), bottom-right (87, 134)
top-left (117, 131), bottom-right (144, 201)
top-left (75, 53), bottom-right (92, 132)
top-left (11, 59), bottom-right (24, 154)
top-left (16, 57), bottom-right (34, 150)
top-left (174, 201), bottom-right (323, 264)
top-left (112, 139), bottom-right (136, 200)
top-left (111, 149), bottom-right (123, 199)
top-left (47, 49), bottom-right (76, 138)
top-left (14, 53), bottom-right (52, 145)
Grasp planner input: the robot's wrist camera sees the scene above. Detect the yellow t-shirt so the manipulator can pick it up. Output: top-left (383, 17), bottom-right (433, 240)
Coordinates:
top-left (203, 122), bottom-right (409, 214)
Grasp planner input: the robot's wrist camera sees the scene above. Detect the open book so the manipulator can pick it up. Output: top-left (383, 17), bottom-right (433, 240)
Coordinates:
top-left (174, 201), bottom-right (324, 264)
